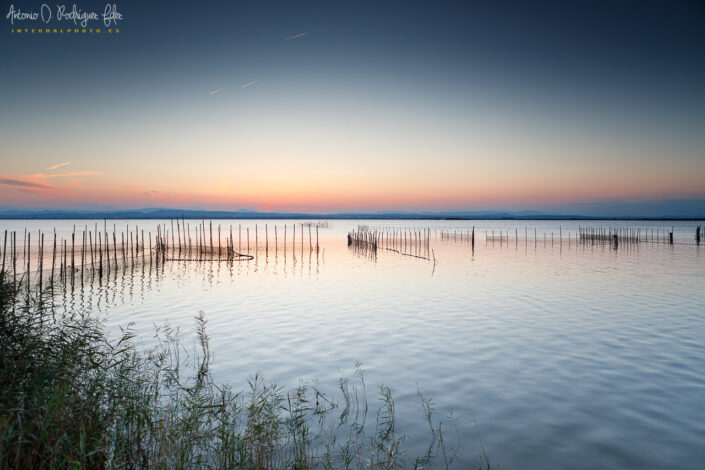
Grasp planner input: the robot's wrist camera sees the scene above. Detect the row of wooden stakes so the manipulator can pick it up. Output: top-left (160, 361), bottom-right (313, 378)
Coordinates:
top-left (347, 227), bottom-right (433, 260)
top-left (0, 220), bottom-right (323, 292)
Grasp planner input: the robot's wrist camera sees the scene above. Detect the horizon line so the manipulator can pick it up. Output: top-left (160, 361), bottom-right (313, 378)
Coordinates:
top-left (0, 207), bottom-right (703, 221)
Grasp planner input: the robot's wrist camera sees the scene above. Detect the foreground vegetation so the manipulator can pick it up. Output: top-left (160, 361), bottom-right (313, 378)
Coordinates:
top-left (0, 274), bottom-right (489, 469)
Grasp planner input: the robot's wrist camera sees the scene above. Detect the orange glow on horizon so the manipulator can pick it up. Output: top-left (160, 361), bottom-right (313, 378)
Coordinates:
top-left (3, 176), bottom-right (704, 213)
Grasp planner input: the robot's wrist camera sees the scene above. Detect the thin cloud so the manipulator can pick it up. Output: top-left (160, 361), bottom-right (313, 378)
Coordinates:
top-left (47, 161), bottom-right (70, 170)
top-left (209, 88), bottom-right (223, 95)
top-left (27, 171), bottom-right (103, 179)
top-left (15, 187), bottom-right (53, 194)
top-left (241, 80), bottom-right (258, 88)
top-left (0, 178), bottom-right (55, 190)
top-left (285, 32), bottom-right (308, 40)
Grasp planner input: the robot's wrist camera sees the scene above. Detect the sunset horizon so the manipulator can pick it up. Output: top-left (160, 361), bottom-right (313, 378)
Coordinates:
top-left (2, 1), bottom-right (704, 216)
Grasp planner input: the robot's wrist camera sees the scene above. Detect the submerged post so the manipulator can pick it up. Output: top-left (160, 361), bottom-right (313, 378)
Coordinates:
top-left (71, 229), bottom-right (75, 277)
top-left (39, 233), bottom-right (44, 291)
top-left (177, 219), bottom-right (182, 254)
top-left (26, 233), bottom-right (31, 289)
top-left (51, 231), bottom-right (56, 283)
top-left (1, 230), bottom-right (6, 276)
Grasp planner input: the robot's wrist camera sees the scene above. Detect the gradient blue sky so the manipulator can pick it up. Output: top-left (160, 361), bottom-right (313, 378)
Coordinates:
top-left (1, 0), bottom-right (704, 215)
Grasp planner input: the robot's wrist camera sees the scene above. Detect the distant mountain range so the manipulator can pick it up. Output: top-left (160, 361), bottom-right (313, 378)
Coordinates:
top-left (0, 203), bottom-right (703, 220)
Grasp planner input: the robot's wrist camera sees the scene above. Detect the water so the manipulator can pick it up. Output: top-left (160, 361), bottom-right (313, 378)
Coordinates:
top-left (2, 219), bottom-right (704, 469)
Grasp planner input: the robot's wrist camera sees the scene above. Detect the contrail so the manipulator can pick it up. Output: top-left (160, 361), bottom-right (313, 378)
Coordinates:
top-left (209, 88), bottom-right (223, 95)
top-left (47, 161), bottom-right (70, 170)
top-left (241, 80), bottom-right (258, 88)
top-left (285, 32), bottom-right (308, 40)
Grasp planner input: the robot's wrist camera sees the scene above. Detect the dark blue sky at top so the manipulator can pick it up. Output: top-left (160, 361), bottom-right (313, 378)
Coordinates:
top-left (4, 0), bottom-right (704, 105)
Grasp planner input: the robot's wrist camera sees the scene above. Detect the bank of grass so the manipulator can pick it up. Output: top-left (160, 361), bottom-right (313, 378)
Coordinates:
top-left (0, 274), bottom-right (490, 469)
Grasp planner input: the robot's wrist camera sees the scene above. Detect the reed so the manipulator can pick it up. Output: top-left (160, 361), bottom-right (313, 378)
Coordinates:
top-left (0, 278), bottom-right (485, 470)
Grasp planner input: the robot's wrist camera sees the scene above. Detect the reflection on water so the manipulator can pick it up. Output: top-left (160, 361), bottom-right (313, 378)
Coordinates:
top-left (2, 219), bottom-right (705, 469)
top-left (45, 243), bottom-right (326, 316)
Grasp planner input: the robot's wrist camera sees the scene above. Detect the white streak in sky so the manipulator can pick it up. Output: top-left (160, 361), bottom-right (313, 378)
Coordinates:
top-left (241, 81), bottom-right (258, 88)
top-left (209, 88), bottom-right (223, 95)
top-left (47, 161), bottom-right (70, 170)
top-left (285, 32), bottom-right (308, 40)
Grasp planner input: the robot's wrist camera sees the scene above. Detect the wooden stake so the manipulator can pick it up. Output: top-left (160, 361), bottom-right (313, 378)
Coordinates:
top-left (1, 230), bottom-right (6, 276)
top-left (26, 232), bottom-right (31, 288)
top-left (71, 229), bottom-right (75, 277)
top-left (39, 234), bottom-right (44, 290)
top-left (177, 219), bottom-right (182, 253)
top-left (64, 238), bottom-right (68, 280)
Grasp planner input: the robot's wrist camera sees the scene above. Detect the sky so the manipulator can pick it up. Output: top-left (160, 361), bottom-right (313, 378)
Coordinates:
top-left (1, 0), bottom-right (704, 215)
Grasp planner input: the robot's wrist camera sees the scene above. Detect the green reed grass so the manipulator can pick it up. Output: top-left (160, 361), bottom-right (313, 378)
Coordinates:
top-left (0, 273), bottom-right (490, 469)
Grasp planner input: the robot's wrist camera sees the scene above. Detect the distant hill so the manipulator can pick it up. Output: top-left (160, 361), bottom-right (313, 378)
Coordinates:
top-left (0, 205), bottom-right (703, 220)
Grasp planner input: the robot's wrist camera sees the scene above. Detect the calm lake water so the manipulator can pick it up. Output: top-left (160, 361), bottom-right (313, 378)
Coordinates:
top-left (2, 219), bottom-right (704, 469)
